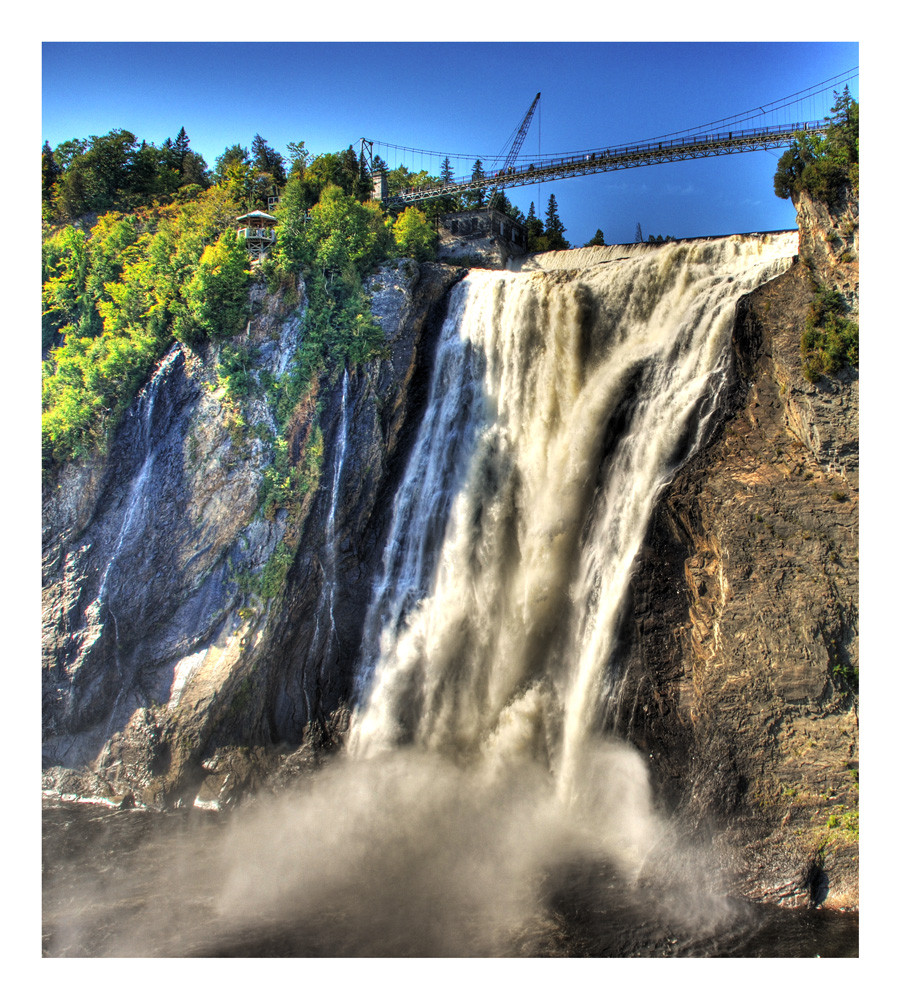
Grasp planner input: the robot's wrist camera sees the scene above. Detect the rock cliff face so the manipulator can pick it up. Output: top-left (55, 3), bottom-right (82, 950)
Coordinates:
top-left (615, 186), bottom-right (859, 907)
top-left (42, 260), bottom-right (463, 808)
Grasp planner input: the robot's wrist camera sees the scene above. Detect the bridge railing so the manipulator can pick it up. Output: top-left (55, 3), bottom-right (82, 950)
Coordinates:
top-left (387, 119), bottom-right (828, 205)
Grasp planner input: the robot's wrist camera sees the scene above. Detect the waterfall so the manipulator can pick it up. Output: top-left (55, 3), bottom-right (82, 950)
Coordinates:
top-left (90, 348), bottom-right (179, 616)
top-left (349, 235), bottom-right (796, 803)
top-left (325, 368), bottom-right (350, 645)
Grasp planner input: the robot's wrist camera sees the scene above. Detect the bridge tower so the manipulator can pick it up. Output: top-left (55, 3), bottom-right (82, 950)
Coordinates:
top-left (371, 168), bottom-right (389, 201)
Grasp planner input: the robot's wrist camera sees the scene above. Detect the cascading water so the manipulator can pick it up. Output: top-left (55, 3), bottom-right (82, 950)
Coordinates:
top-left (91, 353), bottom-right (172, 612)
top-left (350, 236), bottom-right (796, 814)
top-left (321, 368), bottom-right (351, 655)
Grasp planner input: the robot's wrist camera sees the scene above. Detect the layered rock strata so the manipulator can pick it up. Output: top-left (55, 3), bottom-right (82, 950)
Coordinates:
top-left (616, 187), bottom-right (859, 908)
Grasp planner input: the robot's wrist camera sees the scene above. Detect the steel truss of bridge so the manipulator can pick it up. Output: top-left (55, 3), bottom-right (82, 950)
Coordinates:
top-left (381, 119), bottom-right (828, 207)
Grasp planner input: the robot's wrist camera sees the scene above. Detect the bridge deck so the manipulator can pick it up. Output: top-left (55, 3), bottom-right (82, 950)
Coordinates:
top-left (386, 119), bottom-right (828, 206)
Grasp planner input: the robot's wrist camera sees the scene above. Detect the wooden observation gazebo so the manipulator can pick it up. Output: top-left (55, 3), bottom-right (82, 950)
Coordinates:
top-left (236, 210), bottom-right (278, 261)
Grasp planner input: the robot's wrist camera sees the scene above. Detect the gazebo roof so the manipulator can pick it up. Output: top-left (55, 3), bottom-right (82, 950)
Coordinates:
top-left (236, 210), bottom-right (278, 223)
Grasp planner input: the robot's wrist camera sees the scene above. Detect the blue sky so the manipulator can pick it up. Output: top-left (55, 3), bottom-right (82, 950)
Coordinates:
top-left (42, 40), bottom-right (857, 246)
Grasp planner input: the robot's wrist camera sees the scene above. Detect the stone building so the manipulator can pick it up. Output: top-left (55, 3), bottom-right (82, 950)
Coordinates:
top-left (440, 207), bottom-right (526, 251)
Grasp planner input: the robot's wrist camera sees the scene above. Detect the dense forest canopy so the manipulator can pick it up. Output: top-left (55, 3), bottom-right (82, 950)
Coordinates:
top-left (41, 126), bottom-right (584, 475)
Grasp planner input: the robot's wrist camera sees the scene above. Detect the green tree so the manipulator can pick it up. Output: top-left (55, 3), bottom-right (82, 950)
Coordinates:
top-left (286, 141), bottom-right (311, 178)
top-left (585, 228), bottom-right (606, 247)
top-left (525, 201), bottom-right (545, 250)
top-left (463, 159), bottom-right (486, 209)
top-left (305, 147), bottom-right (369, 202)
top-left (42, 184), bottom-right (244, 467)
top-left (393, 206), bottom-right (437, 261)
top-left (173, 127), bottom-right (191, 168)
top-left (52, 138), bottom-right (88, 172)
top-left (215, 144), bottom-right (250, 182)
top-left (42, 225), bottom-right (95, 348)
top-left (801, 285), bottom-right (859, 381)
top-left (83, 129), bottom-right (140, 211)
top-left (304, 185), bottom-right (394, 274)
top-left (544, 194), bottom-right (569, 250)
top-left (177, 227), bottom-right (251, 342)
top-left (42, 141), bottom-right (61, 217)
top-left (774, 87), bottom-right (858, 206)
top-left (252, 134), bottom-right (287, 188)
top-left (492, 191), bottom-right (524, 223)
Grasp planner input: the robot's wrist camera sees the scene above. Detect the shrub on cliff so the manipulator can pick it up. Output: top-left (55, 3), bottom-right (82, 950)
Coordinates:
top-left (774, 87), bottom-right (858, 207)
top-left (801, 285), bottom-right (858, 382)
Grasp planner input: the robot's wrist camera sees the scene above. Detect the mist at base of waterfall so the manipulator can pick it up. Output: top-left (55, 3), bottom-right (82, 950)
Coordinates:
top-left (41, 741), bottom-right (857, 958)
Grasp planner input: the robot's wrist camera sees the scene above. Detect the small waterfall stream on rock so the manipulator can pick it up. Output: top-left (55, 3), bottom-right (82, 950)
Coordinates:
top-left (42, 235), bottom-right (858, 958)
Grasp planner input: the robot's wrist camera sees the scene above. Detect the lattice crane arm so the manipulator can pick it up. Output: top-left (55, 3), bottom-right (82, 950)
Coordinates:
top-left (486, 92), bottom-right (541, 208)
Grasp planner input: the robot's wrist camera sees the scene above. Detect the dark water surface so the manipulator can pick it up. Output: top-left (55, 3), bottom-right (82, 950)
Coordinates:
top-left (42, 802), bottom-right (858, 958)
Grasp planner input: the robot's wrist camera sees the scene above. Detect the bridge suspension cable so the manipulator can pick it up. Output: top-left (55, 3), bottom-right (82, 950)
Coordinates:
top-left (363, 67), bottom-right (858, 181)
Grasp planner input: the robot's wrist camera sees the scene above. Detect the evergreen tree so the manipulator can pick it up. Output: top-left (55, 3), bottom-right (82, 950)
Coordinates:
top-left (634, 222), bottom-right (644, 243)
top-left (525, 201), bottom-right (544, 249)
top-left (585, 228), bottom-right (606, 247)
top-left (173, 127), bottom-right (191, 171)
top-left (251, 134), bottom-right (287, 188)
top-left (464, 159), bottom-right (486, 209)
top-left (493, 193), bottom-right (524, 224)
top-left (42, 141), bottom-right (61, 214)
top-left (128, 141), bottom-right (164, 197)
top-left (179, 150), bottom-right (210, 189)
top-left (440, 157), bottom-right (454, 185)
top-left (544, 194), bottom-right (569, 250)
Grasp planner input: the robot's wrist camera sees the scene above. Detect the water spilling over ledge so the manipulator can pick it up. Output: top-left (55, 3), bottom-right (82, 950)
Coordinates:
top-left (350, 234), bottom-right (798, 784)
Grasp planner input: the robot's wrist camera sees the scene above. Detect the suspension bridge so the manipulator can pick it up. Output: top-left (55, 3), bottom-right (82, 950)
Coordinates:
top-left (361, 67), bottom-right (858, 208)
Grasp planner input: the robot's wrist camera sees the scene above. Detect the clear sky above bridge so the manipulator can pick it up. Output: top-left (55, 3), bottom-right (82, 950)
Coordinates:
top-left (42, 38), bottom-right (858, 246)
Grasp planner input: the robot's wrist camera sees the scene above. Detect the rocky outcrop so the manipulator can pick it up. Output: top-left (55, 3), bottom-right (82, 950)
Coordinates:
top-left (42, 260), bottom-right (464, 808)
top-left (616, 186), bottom-right (859, 908)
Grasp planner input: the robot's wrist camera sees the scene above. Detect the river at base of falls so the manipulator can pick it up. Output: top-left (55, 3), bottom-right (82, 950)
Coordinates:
top-left (42, 797), bottom-right (857, 958)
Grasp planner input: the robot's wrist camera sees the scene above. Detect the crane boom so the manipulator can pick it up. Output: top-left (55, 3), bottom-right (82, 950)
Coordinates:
top-left (486, 92), bottom-right (541, 209)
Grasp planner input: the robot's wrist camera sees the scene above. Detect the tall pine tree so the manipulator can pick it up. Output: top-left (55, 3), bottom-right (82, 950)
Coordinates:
top-left (464, 159), bottom-right (486, 209)
top-left (525, 201), bottom-right (544, 250)
top-left (544, 194), bottom-right (569, 250)
top-left (42, 141), bottom-right (61, 215)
